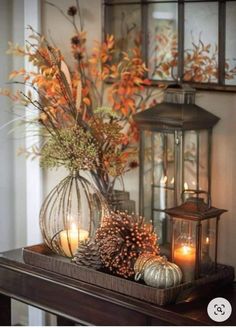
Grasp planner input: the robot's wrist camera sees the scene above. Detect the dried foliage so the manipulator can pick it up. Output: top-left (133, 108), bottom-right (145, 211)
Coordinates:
top-left (1, 2), bottom-right (163, 197)
top-left (153, 30), bottom-right (236, 83)
top-left (40, 126), bottom-right (98, 172)
top-left (95, 211), bottom-right (159, 278)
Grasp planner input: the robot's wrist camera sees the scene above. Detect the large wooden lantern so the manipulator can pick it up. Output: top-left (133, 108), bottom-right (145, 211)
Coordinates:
top-left (165, 190), bottom-right (227, 282)
top-left (133, 84), bottom-right (220, 255)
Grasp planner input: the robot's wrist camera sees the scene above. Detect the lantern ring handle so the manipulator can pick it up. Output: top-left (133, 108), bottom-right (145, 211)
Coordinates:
top-left (181, 189), bottom-right (211, 208)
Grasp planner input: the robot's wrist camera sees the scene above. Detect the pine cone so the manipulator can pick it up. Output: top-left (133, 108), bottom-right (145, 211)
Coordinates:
top-left (72, 240), bottom-right (102, 270)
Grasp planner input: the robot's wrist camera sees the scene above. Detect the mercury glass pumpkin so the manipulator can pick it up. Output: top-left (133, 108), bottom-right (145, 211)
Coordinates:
top-left (143, 256), bottom-right (182, 289)
top-left (134, 253), bottom-right (161, 281)
top-left (40, 173), bottom-right (108, 257)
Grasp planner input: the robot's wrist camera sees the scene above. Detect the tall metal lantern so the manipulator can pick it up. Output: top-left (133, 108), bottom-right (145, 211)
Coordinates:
top-left (133, 84), bottom-right (220, 255)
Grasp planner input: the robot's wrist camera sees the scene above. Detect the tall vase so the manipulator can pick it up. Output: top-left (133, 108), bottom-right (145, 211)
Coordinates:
top-left (40, 173), bottom-right (108, 257)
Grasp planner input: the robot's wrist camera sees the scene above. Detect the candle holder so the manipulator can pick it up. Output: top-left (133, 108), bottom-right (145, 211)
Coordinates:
top-left (133, 84), bottom-right (220, 256)
top-left (165, 190), bottom-right (227, 282)
top-left (40, 172), bottom-right (108, 258)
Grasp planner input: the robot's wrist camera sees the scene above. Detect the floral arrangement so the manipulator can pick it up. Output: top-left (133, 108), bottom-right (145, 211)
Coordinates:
top-left (1, 2), bottom-right (163, 198)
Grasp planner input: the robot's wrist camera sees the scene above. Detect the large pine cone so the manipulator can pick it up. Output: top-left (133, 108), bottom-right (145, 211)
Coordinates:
top-left (72, 240), bottom-right (102, 270)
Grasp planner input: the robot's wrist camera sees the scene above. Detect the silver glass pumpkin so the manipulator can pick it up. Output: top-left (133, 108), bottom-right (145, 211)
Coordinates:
top-left (143, 256), bottom-right (182, 289)
top-left (134, 253), bottom-right (161, 281)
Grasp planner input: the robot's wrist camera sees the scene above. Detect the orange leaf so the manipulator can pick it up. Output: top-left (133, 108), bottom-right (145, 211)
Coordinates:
top-left (83, 97), bottom-right (91, 106)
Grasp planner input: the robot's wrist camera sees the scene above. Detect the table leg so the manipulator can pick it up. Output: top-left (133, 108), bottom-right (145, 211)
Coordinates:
top-left (57, 315), bottom-right (75, 326)
top-left (0, 293), bottom-right (11, 326)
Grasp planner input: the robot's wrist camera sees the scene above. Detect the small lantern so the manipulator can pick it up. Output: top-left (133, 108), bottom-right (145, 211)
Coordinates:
top-left (165, 190), bottom-right (227, 282)
top-left (40, 173), bottom-right (108, 258)
top-left (133, 84), bottom-right (220, 255)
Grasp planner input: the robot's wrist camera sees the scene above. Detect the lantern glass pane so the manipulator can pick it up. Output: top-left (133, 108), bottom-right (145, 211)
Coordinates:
top-left (153, 211), bottom-right (171, 257)
top-left (183, 130), bottom-right (197, 191)
top-left (153, 132), bottom-right (165, 185)
top-left (199, 130), bottom-right (209, 192)
top-left (147, 2), bottom-right (178, 80)
top-left (172, 218), bottom-right (197, 282)
top-left (200, 218), bottom-right (217, 275)
top-left (153, 132), bottom-right (175, 188)
top-left (153, 187), bottom-right (174, 212)
top-left (143, 131), bottom-right (152, 219)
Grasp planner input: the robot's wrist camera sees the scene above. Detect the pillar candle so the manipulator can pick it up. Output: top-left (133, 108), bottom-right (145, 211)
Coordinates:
top-left (174, 245), bottom-right (196, 282)
top-left (60, 224), bottom-right (89, 257)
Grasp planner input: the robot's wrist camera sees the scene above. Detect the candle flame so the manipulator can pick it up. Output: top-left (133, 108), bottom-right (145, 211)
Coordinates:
top-left (182, 245), bottom-right (191, 255)
top-left (161, 175), bottom-right (168, 185)
top-left (206, 237), bottom-right (210, 244)
top-left (184, 182), bottom-right (189, 190)
top-left (71, 223), bottom-right (77, 231)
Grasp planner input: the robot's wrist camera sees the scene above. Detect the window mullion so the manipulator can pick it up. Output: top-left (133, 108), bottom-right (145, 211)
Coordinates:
top-left (141, 0), bottom-right (149, 76)
top-left (218, 0), bottom-right (226, 85)
top-left (178, 0), bottom-right (185, 82)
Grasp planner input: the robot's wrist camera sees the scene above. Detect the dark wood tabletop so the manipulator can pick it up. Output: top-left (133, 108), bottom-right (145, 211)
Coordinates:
top-left (0, 248), bottom-right (235, 326)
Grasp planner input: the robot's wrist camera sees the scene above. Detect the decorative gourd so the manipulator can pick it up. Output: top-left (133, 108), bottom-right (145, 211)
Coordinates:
top-left (134, 253), bottom-right (161, 281)
top-left (143, 256), bottom-right (183, 289)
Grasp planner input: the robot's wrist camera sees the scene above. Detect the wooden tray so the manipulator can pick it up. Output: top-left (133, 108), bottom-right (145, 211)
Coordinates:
top-left (23, 244), bottom-right (235, 306)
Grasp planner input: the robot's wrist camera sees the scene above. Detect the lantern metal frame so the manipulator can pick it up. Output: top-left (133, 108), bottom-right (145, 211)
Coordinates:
top-left (134, 84), bottom-right (220, 254)
top-left (165, 190), bottom-right (227, 280)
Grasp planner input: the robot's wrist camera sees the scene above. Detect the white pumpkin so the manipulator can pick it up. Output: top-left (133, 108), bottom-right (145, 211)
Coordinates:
top-left (143, 256), bottom-right (183, 289)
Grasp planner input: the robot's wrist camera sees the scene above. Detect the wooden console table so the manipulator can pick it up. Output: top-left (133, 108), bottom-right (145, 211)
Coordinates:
top-left (0, 248), bottom-right (235, 326)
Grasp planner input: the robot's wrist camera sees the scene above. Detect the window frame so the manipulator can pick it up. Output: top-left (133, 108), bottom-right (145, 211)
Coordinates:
top-left (103, 0), bottom-right (236, 92)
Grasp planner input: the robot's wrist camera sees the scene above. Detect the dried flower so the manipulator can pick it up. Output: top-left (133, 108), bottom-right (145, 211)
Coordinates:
top-left (129, 160), bottom-right (138, 169)
top-left (40, 127), bottom-right (98, 172)
top-left (71, 35), bottom-right (81, 46)
top-left (67, 6), bottom-right (77, 16)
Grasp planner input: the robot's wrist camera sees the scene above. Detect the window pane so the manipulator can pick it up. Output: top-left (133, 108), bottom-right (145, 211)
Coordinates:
top-left (105, 3), bottom-right (141, 56)
top-left (184, 2), bottom-right (218, 83)
top-left (148, 2), bottom-right (178, 80)
top-left (225, 1), bottom-right (236, 85)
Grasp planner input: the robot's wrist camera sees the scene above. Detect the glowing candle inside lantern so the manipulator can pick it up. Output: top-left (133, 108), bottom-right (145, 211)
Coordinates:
top-left (60, 223), bottom-right (89, 257)
top-left (184, 182), bottom-right (189, 190)
top-left (174, 245), bottom-right (196, 282)
top-left (160, 175), bottom-right (167, 244)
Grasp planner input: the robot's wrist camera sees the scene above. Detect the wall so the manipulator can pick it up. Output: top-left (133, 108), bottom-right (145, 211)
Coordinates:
top-left (0, 0), bottom-right (14, 252)
top-left (42, 0), bottom-right (236, 273)
top-left (196, 91), bottom-right (236, 270)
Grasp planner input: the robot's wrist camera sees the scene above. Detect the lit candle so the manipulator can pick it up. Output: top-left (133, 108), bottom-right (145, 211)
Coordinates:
top-left (184, 182), bottom-right (189, 190)
top-left (160, 176), bottom-right (167, 244)
top-left (60, 223), bottom-right (89, 257)
top-left (174, 245), bottom-right (196, 282)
